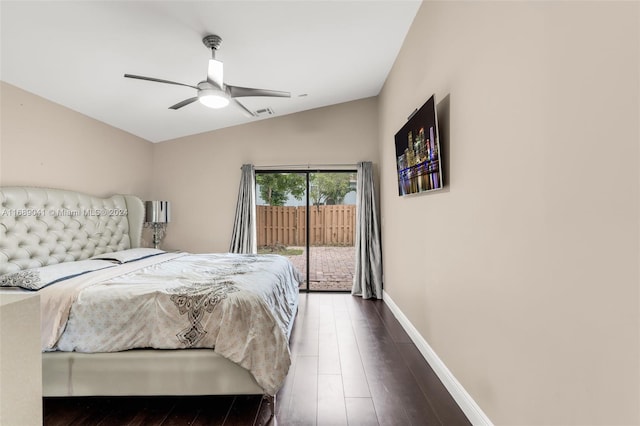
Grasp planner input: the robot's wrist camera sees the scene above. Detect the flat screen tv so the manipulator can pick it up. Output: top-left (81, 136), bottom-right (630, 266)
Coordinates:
top-left (394, 94), bottom-right (443, 196)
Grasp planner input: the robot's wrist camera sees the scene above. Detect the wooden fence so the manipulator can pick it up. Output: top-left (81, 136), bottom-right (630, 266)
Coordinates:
top-left (257, 205), bottom-right (355, 247)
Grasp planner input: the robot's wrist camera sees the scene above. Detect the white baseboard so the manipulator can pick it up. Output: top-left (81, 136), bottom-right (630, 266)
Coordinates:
top-left (382, 290), bottom-right (493, 426)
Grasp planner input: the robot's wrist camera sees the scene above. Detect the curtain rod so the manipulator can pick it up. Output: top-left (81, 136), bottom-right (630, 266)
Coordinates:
top-left (254, 163), bottom-right (358, 170)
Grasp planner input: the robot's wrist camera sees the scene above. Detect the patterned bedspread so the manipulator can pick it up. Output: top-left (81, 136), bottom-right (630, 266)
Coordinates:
top-left (41, 252), bottom-right (301, 395)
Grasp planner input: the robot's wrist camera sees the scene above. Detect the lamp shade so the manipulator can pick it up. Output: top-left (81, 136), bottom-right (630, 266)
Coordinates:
top-left (145, 201), bottom-right (170, 223)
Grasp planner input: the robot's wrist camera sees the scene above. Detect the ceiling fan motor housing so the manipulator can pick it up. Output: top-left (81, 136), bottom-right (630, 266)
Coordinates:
top-left (202, 35), bottom-right (222, 50)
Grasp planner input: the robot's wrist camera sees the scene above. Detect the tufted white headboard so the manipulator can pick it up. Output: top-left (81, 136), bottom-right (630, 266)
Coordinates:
top-left (0, 187), bottom-right (145, 275)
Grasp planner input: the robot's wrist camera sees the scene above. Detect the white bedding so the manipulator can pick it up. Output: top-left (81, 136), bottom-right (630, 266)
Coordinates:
top-left (40, 252), bottom-right (301, 395)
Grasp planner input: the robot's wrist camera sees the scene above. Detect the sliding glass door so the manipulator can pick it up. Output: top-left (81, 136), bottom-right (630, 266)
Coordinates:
top-left (255, 170), bottom-right (356, 292)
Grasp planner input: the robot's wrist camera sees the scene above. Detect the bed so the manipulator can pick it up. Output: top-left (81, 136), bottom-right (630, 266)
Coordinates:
top-left (0, 186), bottom-right (300, 417)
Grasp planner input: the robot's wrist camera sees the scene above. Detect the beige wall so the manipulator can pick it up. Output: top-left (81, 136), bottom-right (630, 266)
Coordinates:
top-left (0, 82), bottom-right (153, 198)
top-left (378, 1), bottom-right (639, 425)
top-left (152, 97), bottom-right (378, 253)
top-left (0, 82), bottom-right (377, 254)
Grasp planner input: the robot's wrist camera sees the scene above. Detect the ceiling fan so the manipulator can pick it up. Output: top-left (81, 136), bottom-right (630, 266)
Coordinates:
top-left (124, 34), bottom-right (290, 116)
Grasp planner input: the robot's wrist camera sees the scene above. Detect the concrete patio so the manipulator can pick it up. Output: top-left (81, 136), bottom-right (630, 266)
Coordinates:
top-left (285, 246), bottom-right (355, 291)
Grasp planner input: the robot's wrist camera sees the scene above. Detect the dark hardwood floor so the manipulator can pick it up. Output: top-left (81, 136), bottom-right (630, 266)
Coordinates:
top-left (44, 293), bottom-right (470, 425)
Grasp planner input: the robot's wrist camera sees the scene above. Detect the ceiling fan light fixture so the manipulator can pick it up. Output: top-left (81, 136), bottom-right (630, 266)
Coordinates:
top-left (198, 86), bottom-right (230, 109)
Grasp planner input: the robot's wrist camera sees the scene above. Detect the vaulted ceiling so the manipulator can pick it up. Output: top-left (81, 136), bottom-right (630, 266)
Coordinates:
top-left (1, 1), bottom-right (421, 142)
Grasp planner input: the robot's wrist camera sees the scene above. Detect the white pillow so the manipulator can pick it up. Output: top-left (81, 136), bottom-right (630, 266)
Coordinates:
top-left (0, 260), bottom-right (115, 291)
top-left (91, 248), bottom-right (165, 264)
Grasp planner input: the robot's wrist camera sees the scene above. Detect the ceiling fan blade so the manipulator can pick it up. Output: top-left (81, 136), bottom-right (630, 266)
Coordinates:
top-left (124, 74), bottom-right (198, 90)
top-left (207, 59), bottom-right (224, 90)
top-left (227, 85), bottom-right (291, 98)
top-left (233, 99), bottom-right (256, 117)
top-left (169, 97), bottom-right (199, 110)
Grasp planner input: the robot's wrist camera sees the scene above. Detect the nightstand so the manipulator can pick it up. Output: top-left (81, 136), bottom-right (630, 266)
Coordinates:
top-left (0, 292), bottom-right (42, 425)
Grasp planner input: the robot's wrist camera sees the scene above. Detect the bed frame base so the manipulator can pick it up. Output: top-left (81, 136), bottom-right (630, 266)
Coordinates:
top-left (43, 349), bottom-right (265, 396)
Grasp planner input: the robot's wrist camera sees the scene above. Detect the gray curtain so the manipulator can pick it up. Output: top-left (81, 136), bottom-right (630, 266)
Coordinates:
top-left (352, 161), bottom-right (383, 299)
top-left (229, 164), bottom-right (257, 254)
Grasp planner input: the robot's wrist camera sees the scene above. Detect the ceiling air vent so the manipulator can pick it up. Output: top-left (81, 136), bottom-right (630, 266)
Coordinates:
top-left (255, 107), bottom-right (274, 116)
